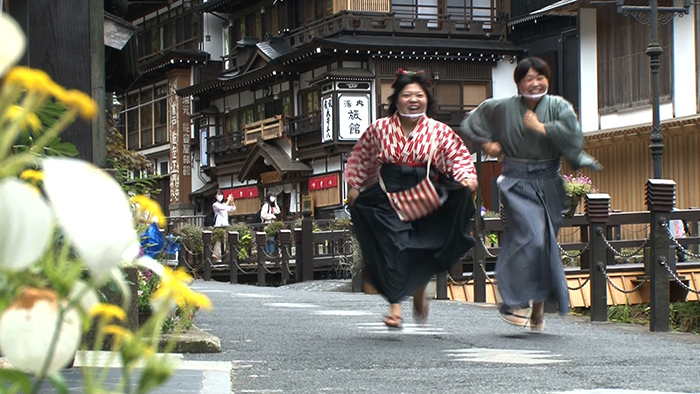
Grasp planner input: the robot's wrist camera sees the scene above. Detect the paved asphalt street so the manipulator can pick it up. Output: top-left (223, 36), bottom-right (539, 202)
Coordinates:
top-left (52, 279), bottom-right (700, 393)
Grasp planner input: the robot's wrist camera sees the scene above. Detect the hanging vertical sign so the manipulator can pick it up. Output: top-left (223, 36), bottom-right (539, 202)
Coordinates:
top-left (199, 128), bottom-right (208, 166)
top-left (338, 93), bottom-right (369, 141)
top-left (321, 95), bottom-right (334, 143)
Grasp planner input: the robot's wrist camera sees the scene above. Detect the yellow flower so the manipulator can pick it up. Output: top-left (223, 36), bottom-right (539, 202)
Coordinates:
top-left (20, 169), bottom-right (43, 182)
top-left (152, 267), bottom-right (212, 311)
top-left (132, 194), bottom-right (166, 228)
top-left (103, 324), bottom-right (131, 348)
top-left (90, 303), bottom-right (126, 322)
top-left (7, 105), bottom-right (41, 131)
top-left (62, 89), bottom-right (97, 120)
top-left (4, 66), bottom-right (53, 96)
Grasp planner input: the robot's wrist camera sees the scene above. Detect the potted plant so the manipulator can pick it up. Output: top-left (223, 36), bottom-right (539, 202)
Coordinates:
top-left (563, 173), bottom-right (598, 217)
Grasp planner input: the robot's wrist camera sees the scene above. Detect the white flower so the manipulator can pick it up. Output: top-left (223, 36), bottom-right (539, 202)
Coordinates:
top-left (0, 288), bottom-right (81, 375)
top-left (42, 158), bottom-right (140, 283)
top-left (0, 13), bottom-right (25, 77)
top-left (0, 179), bottom-right (53, 270)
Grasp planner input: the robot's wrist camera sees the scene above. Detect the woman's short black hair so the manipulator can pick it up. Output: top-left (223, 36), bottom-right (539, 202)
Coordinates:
top-left (513, 57), bottom-right (551, 84)
top-left (387, 69), bottom-right (437, 118)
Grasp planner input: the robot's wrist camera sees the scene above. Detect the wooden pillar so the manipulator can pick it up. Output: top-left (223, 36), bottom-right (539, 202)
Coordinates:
top-left (279, 229), bottom-right (292, 284)
top-left (301, 211), bottom-right (314, 282)
top-left (12, 0), bottom-right (106, 166)
top-left (228, 231), bottom-right (239, 285)
top-left (646, 179), bottom-right (675, 332)
top-left (586, 193), bottom-right (611, 322)
top-left (202, 230), bottom-right (212, 281)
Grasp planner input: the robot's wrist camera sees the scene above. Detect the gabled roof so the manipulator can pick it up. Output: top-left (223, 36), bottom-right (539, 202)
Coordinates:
top-left (238, 141), bottom-right (313, 182)
top-left (178, 35), bottom-right (522, 98)
top-left (508, 0), bottom-right (579, 27)
top-left (308, 68), bottom-right (375, 85)
top-left (140, 49), bottom-right (210, 74)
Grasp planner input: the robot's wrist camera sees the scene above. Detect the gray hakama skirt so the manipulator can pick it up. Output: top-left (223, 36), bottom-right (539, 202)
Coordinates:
top-left (496, 157), bottom-right (570, 315)
top-left (350, 164), bottom-right (476, 304)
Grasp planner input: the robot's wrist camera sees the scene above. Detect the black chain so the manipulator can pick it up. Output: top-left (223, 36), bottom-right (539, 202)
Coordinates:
top-left (597, 261), bottom-right (648, 294)
top-left (597, 229), bottom-right (650, 258)
top-left (478, 235), bottom-right (498, 258)
top-left (559, 242), bottom-right (589, 258)
top-left (567, 276), bottom-right (590, 291)
top-left (659, 257), bottom-right (700, 295)
top-left (662, 221), bottom-right (700, 259)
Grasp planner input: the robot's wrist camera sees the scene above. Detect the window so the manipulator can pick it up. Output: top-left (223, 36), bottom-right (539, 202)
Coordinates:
top-left (154, 85), bottom-right (168, 144)
top-left (245, 13), bottom-right (256, 37)
top-left (223, 112), bottom-right (239, 133)
top-left (160, 161), bottom-right (169, 175)
top-left (447, 0), bottom-right (473, 29)
top-left (462, 84), bottom-right (487, 107)
top-left (126, 93), bottom-right (139, 150)
top-left (140, 89), bottom-right (153, 147)
top-left (302, 89), bottom-right (320, 114)
top-left (597, 5), bottom-right (672, 113)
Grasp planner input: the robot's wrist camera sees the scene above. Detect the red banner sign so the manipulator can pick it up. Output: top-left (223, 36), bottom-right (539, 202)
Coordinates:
top-left (223, 186), bottom-right (259, 200)
top-left (308, 174), bottom-right (338, 191)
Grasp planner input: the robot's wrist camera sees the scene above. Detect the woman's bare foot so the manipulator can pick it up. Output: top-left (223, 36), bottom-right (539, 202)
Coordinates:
top-left (529, 301), bottom-right (545, 332)
top-left (412, 284), bottom-right (430, 324)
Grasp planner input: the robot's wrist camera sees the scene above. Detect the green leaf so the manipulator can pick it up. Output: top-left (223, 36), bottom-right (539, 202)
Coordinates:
top-left (44, 137), bottom-right (79, 157)
top-left (0, 369), bottom-right (34, 393)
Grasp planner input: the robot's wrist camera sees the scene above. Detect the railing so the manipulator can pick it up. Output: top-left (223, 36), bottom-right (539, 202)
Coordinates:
top-left (285, 111), bottom-right (322, 137)
top-left (195, 220), bottom-right (355, 286)
top-left (333, 0), bottom-right (390, 13)
top-left (244, 115), bottom-right (284, 145)
top-left (461, 181), bottom-right (700, 332)
top-left (284, 10), bottom-right (503, 48)
top-left (207, 131), bottom-right (246, 154)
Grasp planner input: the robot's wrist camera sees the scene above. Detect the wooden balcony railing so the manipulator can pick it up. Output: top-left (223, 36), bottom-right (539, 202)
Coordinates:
top-left (285, 111), bottom-right (322, 137)
top-left (285, 9), bottom-right (502, 48)
top-left (333, 0), bottom-right (390, 13)
top-left (208, 131), bottom-right (246, 155)
top-left (244, 115), bottom-right (284, 145)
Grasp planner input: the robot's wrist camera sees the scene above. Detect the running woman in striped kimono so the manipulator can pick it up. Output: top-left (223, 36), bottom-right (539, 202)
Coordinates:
top-left (345, 69), bottom-right (478, 328)
top-left (461, 57), bottom-right (603, 331)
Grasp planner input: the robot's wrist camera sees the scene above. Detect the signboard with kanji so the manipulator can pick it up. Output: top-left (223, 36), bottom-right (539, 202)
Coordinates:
top-left (321, 95), bottom-right (334, 143)
top-left (337, 93), bottom-right (369, 141)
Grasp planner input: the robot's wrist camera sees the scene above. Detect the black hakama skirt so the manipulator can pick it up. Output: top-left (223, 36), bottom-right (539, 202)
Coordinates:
top-left (350, 164), bottom-right (476, 304)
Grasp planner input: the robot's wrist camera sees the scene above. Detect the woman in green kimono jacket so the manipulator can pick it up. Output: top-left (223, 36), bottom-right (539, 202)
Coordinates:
top-left (460, 57), bottom-right (602, 332)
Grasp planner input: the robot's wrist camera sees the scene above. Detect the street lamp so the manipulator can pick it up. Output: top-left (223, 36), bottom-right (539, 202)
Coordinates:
top-left (615, 0), bottom-right (690, 179)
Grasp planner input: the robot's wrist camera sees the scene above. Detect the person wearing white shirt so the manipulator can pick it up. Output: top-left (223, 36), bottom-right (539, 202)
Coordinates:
top-left (212, 190), bottom-right (236, 262)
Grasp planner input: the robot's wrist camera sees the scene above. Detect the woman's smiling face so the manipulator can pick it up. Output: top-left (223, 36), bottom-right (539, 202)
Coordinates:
top-left (518, 67), bottom-right (549, 98)
top-left (396, 83), bottom-right (427, 116)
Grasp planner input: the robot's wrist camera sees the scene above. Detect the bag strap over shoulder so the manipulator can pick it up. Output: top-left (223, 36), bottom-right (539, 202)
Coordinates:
top-left (379, 121), bottom-right (437, 193)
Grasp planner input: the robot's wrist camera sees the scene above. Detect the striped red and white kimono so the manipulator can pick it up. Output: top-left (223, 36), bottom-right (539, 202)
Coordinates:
top-left (345, 114), bottom-right (477, 305)
top-left (345, 114), bottom-right (477, 190)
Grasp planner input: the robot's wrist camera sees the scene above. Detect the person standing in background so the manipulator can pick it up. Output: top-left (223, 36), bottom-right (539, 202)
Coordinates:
top-left (212, 190), bottom-right (236, 262)
top-left (260, 192), bottom-right (281, 255)
top-left (260, 192), bottom-right (281, 224)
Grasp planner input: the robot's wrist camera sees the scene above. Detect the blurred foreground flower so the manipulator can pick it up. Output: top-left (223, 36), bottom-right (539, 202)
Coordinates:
top-left (0, 13), bottom-right (211, 393)
top-left (0, 288), bottom-right (81, 375)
